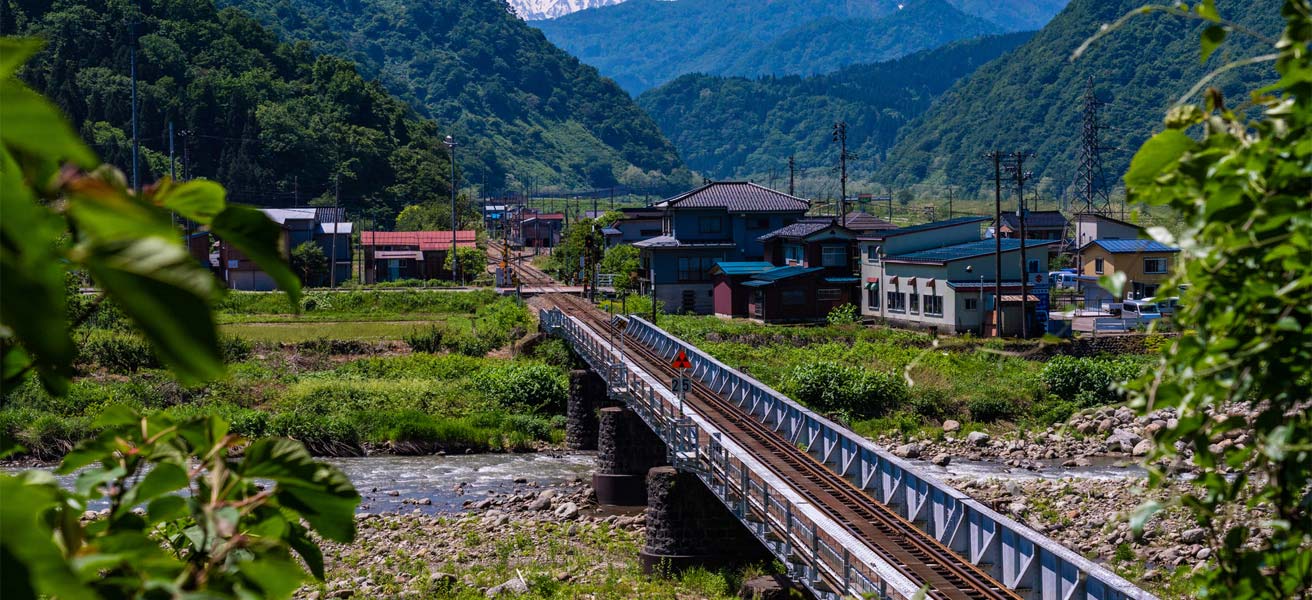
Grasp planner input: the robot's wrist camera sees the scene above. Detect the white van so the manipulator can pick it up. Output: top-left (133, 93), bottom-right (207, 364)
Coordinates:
top-left (1121, 299), bottom-right (1162, 327)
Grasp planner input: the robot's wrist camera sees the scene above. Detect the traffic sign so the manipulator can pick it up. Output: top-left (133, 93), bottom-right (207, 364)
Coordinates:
top-left (670, 349), bottom-right (692, 370)
top-left (670, 377), bottom-right (691, 393)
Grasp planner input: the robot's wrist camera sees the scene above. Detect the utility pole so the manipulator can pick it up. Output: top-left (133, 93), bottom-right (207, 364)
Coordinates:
top-left (832, 122), bottom-right (848, 226)
top-left (129, 1), bottom-right (140, 191)
top-left (168, 121), bottom-right (175, 180)
top-left (1007, 152), bottom-right (1035, 339)
top-left (445, 135), bottom-right (459, 283)
top-left (788, 155), bottom-right (796, 196)
top-left (988, 151), bottom-right (1004, 338)
top-left (331, 175), bottom-right (340, 289)
top-left (946, 185), bottom-right (954, 220)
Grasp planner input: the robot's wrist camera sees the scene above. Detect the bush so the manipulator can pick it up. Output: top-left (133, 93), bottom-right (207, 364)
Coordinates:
top-left (967, 396), bottom-right (1018, 423)
top-left (295, 337), bottom-right (373, 356)
top-left (1041, 355), bottom-right (1148, 407)
top-left (335, 354), bottom-right (488, 380)
top-left (80, 330), bottom-right (158, 373)
top-left (826, 303), bottom-right (860, 326)
top-left (405, 325), bottom-right (446, 353)
top-left (528, 337), bottom-right (577, 368)
top-left (268, 411), bottom-right (360, 447)
top-left (786, 361), bottom-right (908, 420)
top-left (220, 336), bottom-right (252, 363)
top-left (474, 363), bottom-right (567, 413)
top-left (908, 388), bottom-right (958, 421)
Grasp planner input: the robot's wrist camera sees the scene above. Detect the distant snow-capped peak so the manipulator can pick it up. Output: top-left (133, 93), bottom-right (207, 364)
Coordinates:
top-left (507, 0), bottom-right (628, 20)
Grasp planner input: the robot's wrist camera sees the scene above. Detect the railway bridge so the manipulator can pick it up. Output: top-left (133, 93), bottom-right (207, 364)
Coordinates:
top-left (538, 293), bottom-right (1156, 600)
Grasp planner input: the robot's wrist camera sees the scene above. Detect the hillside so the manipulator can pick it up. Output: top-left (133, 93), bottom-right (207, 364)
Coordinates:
top-left (638, 32), bottom-right (1034, 179)
top-left (533, 0), bottom-right (1027, 94)
top-left (720, 1), bottom-right (1003, 78)
top-left (507, 0), bottom-right (624, 20)
top-left (226, 0), bottom-right (692, 194)
top-left (6, 0), bottom-right (450, 226)
top-left (949, 0), bottom-right (1069, 30)
top-left (875, 0), bottom-right (1284, 193)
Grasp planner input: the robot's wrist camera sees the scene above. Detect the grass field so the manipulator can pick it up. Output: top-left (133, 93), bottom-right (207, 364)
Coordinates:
top-left (221, 318), bottom-right (468, 342)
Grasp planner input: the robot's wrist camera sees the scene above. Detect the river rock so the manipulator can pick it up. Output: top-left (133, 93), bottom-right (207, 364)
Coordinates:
top-left (486, 577), bottom-right (529, 597)
top-left (932, 453), bottom-right (951, 467)
top-left (529, 490), bottom-right (556, 511)
top-left (942, 420), bottom-right (961, 433)
top-left (1132, 439), bottom-right (1154, 456)
top-left (1179, 528), bottom-right (1205, 544)
top-left (554, 501), bottom-right (580, 520)
top-left (894, 443), bottom-right (921, 458)
top-left (430, 572), bottom-right (457, 586)
top-left (966, 431), bottom-right (990, 446)
top-left (739, 574), bottom-right (804, 599)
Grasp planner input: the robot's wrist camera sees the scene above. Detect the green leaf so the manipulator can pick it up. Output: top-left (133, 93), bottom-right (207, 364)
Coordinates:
top-left (0, 38), bottom-right (43, 79)
top-left (82, 238), bottom-right (224, 384)
top-left (1130, 500), bottom-right (1164, 534)
top-left (287, 522), bottom-right (326, 580)
top-left (1099, 272), bottom-right (1127, 298)
top-left (1195, 0), bottom-right (1221, 21)
top-left (237, 438), bottom-right (359, 543)
top-left (156, 180), bottom-right (226, 225)
top-left (0, 79), bottom-right (96, 168)
top-left (145, 495), bottom-right (189, 524)
top-left (1200, 25), bottom-right (1227, 63)
top-left (1125, 129), bottom-right (1194, 189)
top-left (118, 463), bottom-right (189, 515)
top-left (0, 475), bottom-right (98, 600)
top-left (238, 557), bottom-right (306, 599)
top-left (210, 206), bottom-right (301, 309)
top-left (93, 404), bottom-right (142, 429)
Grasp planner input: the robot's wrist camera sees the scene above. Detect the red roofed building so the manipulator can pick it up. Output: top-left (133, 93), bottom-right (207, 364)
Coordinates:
top-left (514, 212), bottom-right (565, 248)
top-left (361, 230), bottom-right (478, 283)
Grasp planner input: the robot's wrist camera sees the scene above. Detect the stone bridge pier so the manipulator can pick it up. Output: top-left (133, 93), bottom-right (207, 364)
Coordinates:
top-left (640, 466), bottom-right (774, 576)
top-left (566, 369), bottom-right (611, 450)
top-left (593, 406), bottom-right (667, 506)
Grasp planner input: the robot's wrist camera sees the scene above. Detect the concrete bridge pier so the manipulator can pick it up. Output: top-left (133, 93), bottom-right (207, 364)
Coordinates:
top-left (639, 466), bottom-right (774, 575)
top-left (593, 406), bottom-right (668, 506)
top-left (566, 369), bottom-right (610, 450)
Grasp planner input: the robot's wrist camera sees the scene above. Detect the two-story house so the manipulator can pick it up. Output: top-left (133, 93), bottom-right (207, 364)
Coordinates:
top-left (1078, 239), bottom-right (1180, 302)
top-left (360, 230), bottom-right (478, 283)
top-left (709, 219), bottom-right (858, 322)
top-left (993, 210), bottom-right (1069, 241)
top-left (220, 208), bottom-right (352, 290)
top-left (857, 216), bottom-right (1058, 336)
top-left (635, 182), bottom-right (809, 314)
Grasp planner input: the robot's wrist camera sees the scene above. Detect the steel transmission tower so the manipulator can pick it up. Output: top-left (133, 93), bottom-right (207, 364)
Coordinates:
top-left (1074, 77), bottom-right (1112, 216)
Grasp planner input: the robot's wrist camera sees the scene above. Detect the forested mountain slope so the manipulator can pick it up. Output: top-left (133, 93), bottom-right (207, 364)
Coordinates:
top-left (534, 0), bottom-right (1032, 94)
top-left (875, 0), bottom-right (1284, 192)
top-left (3, 0), bottom-right (450, 225)
top-left (225, 0), bottom-right (692, 194)
top-left (638, 32), bottom-right (1033, 179)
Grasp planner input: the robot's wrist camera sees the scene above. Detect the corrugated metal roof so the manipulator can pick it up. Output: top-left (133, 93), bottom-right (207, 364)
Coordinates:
top-left (633, 235), bottom-right (735, 250)
top-left (361, 230), bottom-right (477, 251)
top-left (658, 182), bottom-right (809, 213)
top-left (1084, 239), bottom-right (1180, 254)
top-left (998, 210), bottom-right (1068, 229)
top-left (860, 216), bottom-right (989, 240)
top-left (317, 223), bottom-right (353, 235)
top-left (842, 212), bottom-right (896, 232)
top-left (712, 261), bottom-right (775, 276)
top-left (600, 227), bottom-right (622, 236)
top-left (741, 279), bottom-right (773, 288)
top-left (887, 238), bottom-right (1056, 264)
top-left (752, 265), bottom-right (822, 282)
top-left (823, 276), bottom-right (859, 284)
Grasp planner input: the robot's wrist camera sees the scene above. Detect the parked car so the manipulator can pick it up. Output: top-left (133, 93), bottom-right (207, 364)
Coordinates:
top-left (1150, 296), bottom-right (1181, 316)
top-left (1049, 270), bottom-right (1079, 289)
top-left (1121, 299), bottom-right (1163, 327)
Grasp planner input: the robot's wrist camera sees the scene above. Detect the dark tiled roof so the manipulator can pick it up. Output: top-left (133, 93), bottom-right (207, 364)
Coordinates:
top-left (1083, 239), bottom-right (1180, 254)
top-left (859, 216), bottom-right (989, 240)
top-left (886, 238), bottom-right (1057, 264)
top-left (659, 182), bottom-right (809, 213)
top-left (998, 210), bottom-right (1069, 229)
top-left (756, 220), bottom-right (834, 242)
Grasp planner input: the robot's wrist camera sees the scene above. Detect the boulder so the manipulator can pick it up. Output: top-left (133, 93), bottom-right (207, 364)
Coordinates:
top-left (894, 443), bottom-right (921, 459)
top-left (966, 431), bottom-right (991, 446)
top-left (931, 453), bottom-right (952, 467)
top-left (739, 574), bottom-right (806, 600)
top-left (942, 420), bottom-right (962, 433)
top-left (1132, 439), bottom-right (1154, 457)
top-left (1179, 528), bottom-right (1206, 544)
top-left (554, 501), bottom-right (580, 520)
top-left (485, 577), bottom-right (529, 597)
top-left (528, 490), bottom-right (556, 511)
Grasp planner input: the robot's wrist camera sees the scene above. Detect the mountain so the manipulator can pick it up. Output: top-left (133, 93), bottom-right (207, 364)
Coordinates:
top-left (225, 0), bottom-right (692, 194)
top-left (875, 0), bottom-right (1284, 193)
top-left (533, 0), bottom-right (1020, 94)
top-left (638, 32), bottom-right (1034, 179)
top-left (718, 1), bottom-right (1003, 78)
top-left (507, 0), bottom-right (626, 20)
top-left (5, 0), bottom-right (452, 226)
top-left (948, 0), bottom-right (1069, 30)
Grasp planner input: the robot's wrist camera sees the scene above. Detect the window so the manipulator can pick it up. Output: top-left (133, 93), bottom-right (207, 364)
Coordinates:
top-left (924, 295), bottom-right (944, 316)
top-left (867, 289), bottom-right (880, 309)
top-left (887, 291), bottom-right (906, 312)
top-left (909, 293), bottom-right (920, 314)
top-left (822, 246), bottom-right (846, 267)
top-left (1094, 257), bottom-right (1105, 274)
top-left (784, 245), bottom-right (804, 264)
top-left (866, 245), bottom-right (880, 263)
top-left (749, 217), bottom-right (771, 230)
top-left (817, 288), bottom-right (841, 301)
top-left (1144, 257), bottom-right (1168, 274)
top-left (698, 216), bottom-right (722, 234)
top-left (639, 228), bottom-right (662, 236)
top-left (964, 297), bottom-right (978, 311)
top-left (677, 256), bottom-right (716, 282)
top-left (1027, 258), bottom-right (1042, 275)
top-left (782, 290), bottom-right (806, 305)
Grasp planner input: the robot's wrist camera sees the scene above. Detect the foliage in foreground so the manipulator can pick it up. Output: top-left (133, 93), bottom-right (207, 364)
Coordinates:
top-left (2, 407), bottom-right (359, 599)
top-left (1108, 1), bottom-right (1312, 597)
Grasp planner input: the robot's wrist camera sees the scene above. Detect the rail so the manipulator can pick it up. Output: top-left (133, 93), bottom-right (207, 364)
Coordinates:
top-left (613, 313), bottom-right (1156, 600)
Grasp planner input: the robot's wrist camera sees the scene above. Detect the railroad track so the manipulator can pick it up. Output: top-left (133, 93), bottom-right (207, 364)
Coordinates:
top-left (544, 293), bottom-right (1018, 600)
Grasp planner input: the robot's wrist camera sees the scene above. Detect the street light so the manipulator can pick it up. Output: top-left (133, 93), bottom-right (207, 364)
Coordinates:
top-left (444, 135), bottom-right (459, 283)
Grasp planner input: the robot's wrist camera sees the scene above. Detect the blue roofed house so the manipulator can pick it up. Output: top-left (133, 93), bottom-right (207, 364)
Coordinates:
top-left (709, 219), bottom-right (858, 322)
top-left (1077, 238), bottom-right (1181, 304)
top-left (635, 182), bottom-right (809, 314)
top-left (858, 217), bottom-right (1059, 336)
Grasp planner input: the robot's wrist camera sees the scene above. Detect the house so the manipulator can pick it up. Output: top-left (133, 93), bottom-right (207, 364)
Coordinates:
top-left (1072, 213), bottom-right (1143, 251)
top-left (360, 230), bottom-right (478, 283)
top-left (484, 204), bottom-right (509, 236)
top-left (857, 216), bottom-right (1059, 336)
top-left (710, 219), bottom-right (859, 322)
top-left (516, 212), bottom-right (565, 248)
top-left (840, 211), bottom-right (897, 235)
top-left (1077, 239), bottom-right (1180, 300)
top-left (994, 210), bottom-right (1069, 241)
top-left (610, 208), bottom-right (665, 244)
top-left (220, 207), bottom-right (352, 290)
top-left (636, 182), bottom-right (809, 314)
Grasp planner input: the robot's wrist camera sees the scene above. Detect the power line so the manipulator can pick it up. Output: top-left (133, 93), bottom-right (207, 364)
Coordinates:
top-left (1074, 76), bottom-right (1114, 217)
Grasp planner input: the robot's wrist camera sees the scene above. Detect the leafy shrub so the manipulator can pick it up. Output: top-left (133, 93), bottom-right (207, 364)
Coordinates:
top-left (80, 330), bottom-right (157, 373)
top-left (528, 337), bottom-right (578, 367)
top-left (443, 329), bottom-right (500, 357)
top-left (405, 325), bottom-right (446, 353)
top-left (967, 396), bottom-right (1018, 423)
top-left (786, 361), bottom-right (908, 419)
top-left (908, 387), bottom-right (958, 421)
top-left (335, 354), bottom-right (488, 380)
top-left (1041, 355), bottom-right (1148, 407)
top-left (0, 408), bottom-right (91, 460)
top-left (296, 338), bottom-right (372, 355)
top-left (268, 411), bottom-right (360, 447)
top-left (220, 336), bottom-right (253, 363)
top-left (474, 364), bottom-right (567, 413)
top-left (826, 303), bottom-right (860, 326)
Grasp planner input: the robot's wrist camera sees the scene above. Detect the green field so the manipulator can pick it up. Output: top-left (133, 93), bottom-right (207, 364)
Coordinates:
top-left (221, 319), bottom-right (466, 342)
